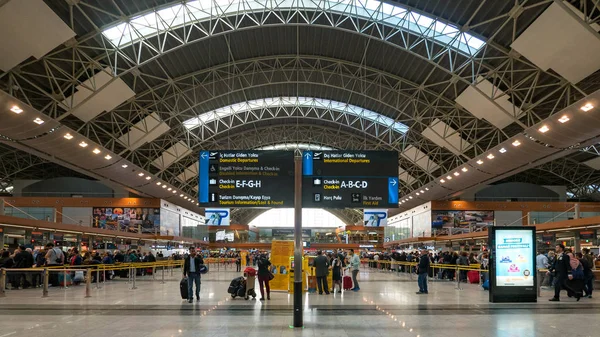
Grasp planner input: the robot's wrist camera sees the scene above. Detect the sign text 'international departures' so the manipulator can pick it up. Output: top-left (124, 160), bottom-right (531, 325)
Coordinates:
top-left (301, 151), bottom-right (399, 208)
top-left (198, 151), bottom-right (295, 208)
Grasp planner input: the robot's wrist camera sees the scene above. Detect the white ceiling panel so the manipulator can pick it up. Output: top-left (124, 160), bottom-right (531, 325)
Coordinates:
top-left (421, 118), bottom-right (471, 156)
top-left (511, 2), bottom-right (600, 83)
top-left (177, 162), bottom-right (199, 182)
top-left (60, 67), bottom-right (135, 122)
top-left (118, 112), bottom-right (170, 151)
top-left (584, 157), bottom-right (600, 170)
top-left (0, 0), bottom-right (75, 71)
top-left (152, 141), bottom-right (192, 170)
top-left (455, 77), bottom-right (522, 129)
top-left (398, 168), bottom-right (417, 186)
top-left (401, 145), bottom-right (439, 172)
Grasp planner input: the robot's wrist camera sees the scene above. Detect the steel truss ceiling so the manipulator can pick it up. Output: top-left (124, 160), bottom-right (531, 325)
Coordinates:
top-left (0, 0), bottom-right (599, 209)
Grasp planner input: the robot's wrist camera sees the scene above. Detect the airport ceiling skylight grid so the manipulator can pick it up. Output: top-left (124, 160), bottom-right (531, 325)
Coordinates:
top-left (102, 0), bottom-right (485, 56)
top-left (257, 143), bottom-right (336, 151)
top-left (182, 97), bottom-right (410, 134)
top-left (249, 208), bottom-right (346, 227)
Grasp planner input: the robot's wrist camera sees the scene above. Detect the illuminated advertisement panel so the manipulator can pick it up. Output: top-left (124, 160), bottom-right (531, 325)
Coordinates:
top-left (495, 229), bottom-right (534, 287)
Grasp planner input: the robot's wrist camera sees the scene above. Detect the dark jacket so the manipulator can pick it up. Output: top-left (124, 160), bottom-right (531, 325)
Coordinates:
top-left (114, 253), bottom-right (125, 263)
top-left (183, 255), bottom-right (205, 276)
top-left (551, 252), bottom-right (571, 279)
top-left (314, 255), bottom-right (330, 277)
top-left (146, 254), bottom-right (156, 263)
top-left (13, 251), bottom-right (34, 268)
top-left (257, 257), bottom-right (271, 277)
top-left (417, 254), bottom-right (430, 275)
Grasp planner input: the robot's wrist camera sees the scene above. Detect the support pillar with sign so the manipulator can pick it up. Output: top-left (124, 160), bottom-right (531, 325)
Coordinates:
top-left (293, 156), bottom-right (303, 328)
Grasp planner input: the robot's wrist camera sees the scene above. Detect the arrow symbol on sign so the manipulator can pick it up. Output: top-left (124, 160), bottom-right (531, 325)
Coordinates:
top-left (390, 178), bottom-right (397, 186)
top-left (201, 152), bottom-right (208, 159)
top-left (304, 152), bottom-right (312, 159)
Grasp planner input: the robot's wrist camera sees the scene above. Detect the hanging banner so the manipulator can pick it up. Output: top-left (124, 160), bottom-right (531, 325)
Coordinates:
top-left (363, 209), bottom-right (388, 227)
top-left (205, 208), bottom-right (230, 226)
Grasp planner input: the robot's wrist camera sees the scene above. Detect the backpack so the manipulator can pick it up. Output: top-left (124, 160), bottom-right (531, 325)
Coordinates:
top-left (51, 248), bottom-right (64, 264)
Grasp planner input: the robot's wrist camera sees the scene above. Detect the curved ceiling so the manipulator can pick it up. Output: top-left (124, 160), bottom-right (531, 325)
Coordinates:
top-left (1, 0), bottom-right (600, 213)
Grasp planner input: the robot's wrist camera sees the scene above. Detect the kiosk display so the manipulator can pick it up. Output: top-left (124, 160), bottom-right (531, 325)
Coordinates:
top-left (489, 226), bottom-right (537, 302)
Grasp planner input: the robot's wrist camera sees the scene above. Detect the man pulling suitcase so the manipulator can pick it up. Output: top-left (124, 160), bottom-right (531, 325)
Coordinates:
top-left (183, 247), bottom-right (205, 303)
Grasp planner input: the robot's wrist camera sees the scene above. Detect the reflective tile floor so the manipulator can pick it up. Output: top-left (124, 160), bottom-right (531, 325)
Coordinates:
top-left (1, 267), bottom-right (598, 337)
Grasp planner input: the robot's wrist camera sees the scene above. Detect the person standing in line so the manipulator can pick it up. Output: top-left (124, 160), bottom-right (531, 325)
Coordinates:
top-left (257, 254), bottom-right (272, 301)
top-left (331, 253), bottom-right (343, 293)
top-left (416, 249), bottom-right (430, 294)
top-left (347, 249), bottom-right (361, 291)
top-left (235, 254), bottom-right (242, 272)
top-left (44, 243), bottom-right (64, 287)
top-left (183, 247), bottom-right (204, 303)
top-left (314, 250), bottom-right (330, 295)
top-left (548, 244), bottom-right (571, 302)
top-left (582, 248), bottom-right (594, 298)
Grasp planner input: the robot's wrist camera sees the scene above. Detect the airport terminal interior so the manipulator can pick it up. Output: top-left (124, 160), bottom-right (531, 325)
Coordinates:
top-left (2, 0), bottom-right (600, 336)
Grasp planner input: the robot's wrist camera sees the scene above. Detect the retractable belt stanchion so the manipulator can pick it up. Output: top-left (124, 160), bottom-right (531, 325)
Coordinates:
top-left (455, 266), bottom-right (462, 290)
top-left (95, 268), bottom-right (101, 289)
top-left (42, 268), bottom-right (49, 297)
top-left (85, 268), bottom-right (91, 298)
top-left (0, 268), bottom-right (6, 297)
top-left (131, 266), bottom-right (137, 290)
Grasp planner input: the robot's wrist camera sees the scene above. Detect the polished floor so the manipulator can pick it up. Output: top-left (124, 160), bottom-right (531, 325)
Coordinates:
top-left (1, 266), bottom-right (598, 337)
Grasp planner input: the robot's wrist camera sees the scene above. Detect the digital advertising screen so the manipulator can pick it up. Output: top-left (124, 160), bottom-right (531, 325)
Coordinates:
top-left (494, 229), bottom-right (534, 287)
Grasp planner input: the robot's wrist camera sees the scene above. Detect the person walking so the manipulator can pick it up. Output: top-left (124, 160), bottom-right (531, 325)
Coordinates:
top-left (183, 247), bottom-right (204, 303)
top-left (416, 250), bottom-right (430, 294)
top-left (548, 244), bottom-right (571, 302)
top-left (582, 248), bottom-right (594, 298)
top-left (314, 250), bottom-right (330, 295)
top-left (331, 253), bottom-right (343, 293)
top-left (257, 254), bottom-right (272, 301)
top-left (347, 249), bottom-right (361, 291)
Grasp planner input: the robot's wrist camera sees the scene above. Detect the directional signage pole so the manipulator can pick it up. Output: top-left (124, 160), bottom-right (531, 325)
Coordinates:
top-left (293, 155), bottom-right (303, 327)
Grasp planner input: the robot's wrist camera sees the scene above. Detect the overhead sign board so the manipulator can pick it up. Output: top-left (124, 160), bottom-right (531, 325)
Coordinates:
top-left (205, 208), bottom-right (230, 226)
top-left (364, 209), bottom-right (388, 227)
top-left (301, 150), bottom-right (399, 208)
top-left (198, 150), bottom-right (295, 208)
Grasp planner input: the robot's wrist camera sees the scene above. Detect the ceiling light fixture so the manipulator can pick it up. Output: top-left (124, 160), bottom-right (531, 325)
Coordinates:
top-left (440, 179), bottom-right (445, 183)
top-left (461, 167), bottom-right (468, 172)
top-left (145, 176), bottom-right (151, 180)
top-left (10, 105), bottom-right (23, 114)
top-left (416, 192), bottom-right (420, 196)
top-left (79, 141), bottom-right (88, 148)
top-left (425, 187), bottom-right (429, 191)
top-left (156, 182), bottom-right (162, 185)
top-left (64, 133), bottom-right (73, 140)
top-left (121, 164), bottom-right (128, 168)
top-left (558, 115), bottom-right (570, 123)
top-left (539, 125), bottom-right (549, 133)
top-left (409, 196), bottom-right (413, 199)
top-left (162, 184), bottom-right (167, 188)
top-left (487, 154), bottom-right (495, 160)
top-left (138, 172), bottom-right (144, 177)
top-left (453, 172), bottom-right (460, 176)
top-left (476, 160), bottom-right (483, 165)
top-left (499, 148), bottom-right (507, 154)
top-left (581, 103), bottom-right (594, 112)
top-left (446, 175), bottom-right (452, 180)
top-left (180, 194), bottom-right (184, 197)
top-left (33, 117), bottom-right (44, 125)
top-left (172, 190), bottom-right (176, 193)
top-left (512, 140), bottom-right (521, 147)
top-left (167, 187), bottom-right (172, 191)
top-left (420, 190), bottom-right (424, 193)
top-left (104, 155), bottom-right (112, 160)
top-left (92, 148), bottom-right (101, 154)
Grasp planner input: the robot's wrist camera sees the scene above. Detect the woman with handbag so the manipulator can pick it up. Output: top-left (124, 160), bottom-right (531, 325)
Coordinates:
top-left (257, 254), bottom-right (272, 301)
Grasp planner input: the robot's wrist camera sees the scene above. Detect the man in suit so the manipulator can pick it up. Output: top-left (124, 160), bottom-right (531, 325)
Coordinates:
top-left (314, 250), bottom-right (330, 295)
top-left (183, 247), bottom-right (205, 303)
top-left (548, 243), bottom-right (571, 301)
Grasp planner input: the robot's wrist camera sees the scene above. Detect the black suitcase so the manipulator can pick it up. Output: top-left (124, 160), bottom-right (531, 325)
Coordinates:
top-left (565, 278), bottom-right (585, 299)
top-left (180, 278), bottom-right (189, 299)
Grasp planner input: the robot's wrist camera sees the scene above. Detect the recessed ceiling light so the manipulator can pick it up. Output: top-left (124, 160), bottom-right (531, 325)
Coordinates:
top-left (10, 105), bottom-right (23, 114)
top-left (167, 187), bottom-right (172, 191)
top-left (499, 148), bottom-right (507, 154)
top-left (420, 190), bottom-right (424, 193)
top-left (558, 115), bottom-right (570, 123)
top-left (409, 196), bottom-right (413, 199)
top-left (416, 192), bottom-right (420, 196)
top-left (162, 184), bottom-right (167, 188)
top-left (487, 154), bottom-right (495, 160)
top-left (425, 187), bottom-right (429, 191)
top-left (440, 179), bottom-right (446, 183)
top-left (512, 140), bottom-right (521, 147)
top-left (79, 141), bottom-right (88, 148)
top-left (145, 176), bottom-right (151, 180)
top-left (172, 190), bottom-right (176, 193)
top-left (156, 182), bottom-right (162, 186)
top-left (122, 164), bottom-right (128, 168)
top-left (64, 133), bottom-right (73, 140)
top-left (92, 148), bottom-right (101, 154)
top-left (581, 103), bottom-right (594, 112)
top-left (104, 155), bottom-right (112, 160)
top-left (539, 125), bottom-right (549, 133)
top-left (180, 194), bottom-right (184, 197)
top-left (138, 172), bottom-right (144, 177)
top-left (446, 175), bottom-right (452, 180)
top-left (453, 172), bottom-right (460, 176)
top-left (476, 160), bottom-right (484, 165)
top-left (33, 117), bottom-right (44, 125)
top-left (461, 167), bottom-right (468, 172)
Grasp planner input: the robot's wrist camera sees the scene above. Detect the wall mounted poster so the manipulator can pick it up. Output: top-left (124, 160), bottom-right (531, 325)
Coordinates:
top-left (431, 210), bottom-right (494, 234)
top-left (92, 207), bottom-right (160, 233)
top-left (494, 229), bottom-right (534, 287)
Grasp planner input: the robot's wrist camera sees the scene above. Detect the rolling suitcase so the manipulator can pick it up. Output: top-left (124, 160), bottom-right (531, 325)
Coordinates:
top-left (343, 274), bottom-right (353, 290)
top-left (180, 278), bottom-right (189, 299)
top-left (565, 278), bottom-right (584, 299)
top-left (467, 270), bottom-right (480, 284)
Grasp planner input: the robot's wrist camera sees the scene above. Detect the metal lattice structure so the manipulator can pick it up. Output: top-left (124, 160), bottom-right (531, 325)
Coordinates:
top-left (1, 0), bottom-right (600, 211)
